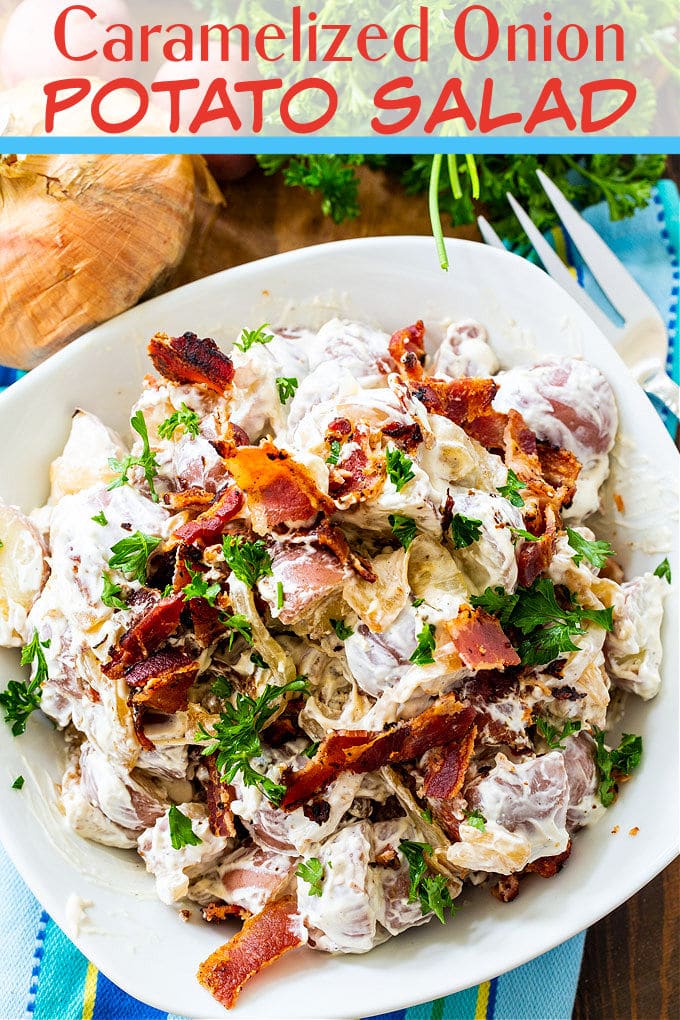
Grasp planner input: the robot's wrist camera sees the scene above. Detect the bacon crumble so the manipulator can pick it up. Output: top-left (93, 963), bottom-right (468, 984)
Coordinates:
top-left (148, 331), bottom-right (235, 393)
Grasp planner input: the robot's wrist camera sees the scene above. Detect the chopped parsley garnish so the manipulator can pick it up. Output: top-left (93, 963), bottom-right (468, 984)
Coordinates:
top-left (101, 573), bottom-right (127, 610)
top-left (250, 652), bottom-right (269, 669)
top-left (389, 513), bottom-right (417, 550)
top-left (326, 439), bottom-right (342, 465)
top-left (472, 578), bottom-right (614, 667)
top-left (654, 557), bottom-right (671, 583)
top-left (509, 526), bottom-right (539, 543)
top-left (296, 857), bottom-right (325, 896)
top-left (421, 807), bottom-right (433, 824)
top-left (303, 740), bottom-right (320, 759)
top-left (276, 376), bottom-right (299, 404)
top-left (0, 630), bottom-right (50, 736)
top-left (410, 623), bottom-right (436, 666)
top-left (158, 402), bottom-right (201, 441)
top-left (591, 727), bottom-right (643, 808)
top-left (235, 323), bottom-right (274, 353)
top-left (412, 597), bottom-right (425, 608)
top-left (399, 840), bottom-right (458, 924)
top-left (91, 511), bottom-right (108, 526)
top-left (497, 469), bottom-right (525, 507)
top-left (276, 581), bottom-right (285, 610)
top-left (450, 514), bottom-right (483, 549)
top-left (108, 531), bottom-right (161, 584)
top-left (386, 447), bottom-right (415, 492)
top-left (463, 808), bottom-right (487, 832)
top-left (108, 410), bottom-right (159, 503)
top-left (330, 618), bottom-right (353, 640)
top-left (566, 528), bottom-right (615, 569)
top-left (168, 804), bottom-right (203, 850)
top-left (0, 539), bottom-right (3, 550)
top-left (221, 614), bottom-right (253, 649)
top-left (195, 677), bottom-right (309, 804)
top-left (211, 676), bottom-right (233, 699)
top-left (11, 775), bottom-right (24, 790)
top-left (183, 566), bottom-right (221, 606)
top-left (222, 535), bottom-right (273, 589)
top-left (536, 716), bottom-right (581, 750)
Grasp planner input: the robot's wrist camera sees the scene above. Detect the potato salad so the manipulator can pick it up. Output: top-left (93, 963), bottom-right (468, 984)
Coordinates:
top-left (0, 317), bottom-right (668, 1010)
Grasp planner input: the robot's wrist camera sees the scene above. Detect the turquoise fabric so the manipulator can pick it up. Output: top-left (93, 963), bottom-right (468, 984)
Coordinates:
top-left (0, 183), bottom-right (677, 1020)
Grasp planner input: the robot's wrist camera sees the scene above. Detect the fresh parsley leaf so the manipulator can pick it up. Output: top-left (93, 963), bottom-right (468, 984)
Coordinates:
top-left (235, 323), bottom-right (273, 353)
top-left (398, 840), bottom-right (457, 924)
top-left (11, 775), bottom-right (24, 790)
top-left (108, 531), bottom-right (161, 584)
top-left (463, 808), bottom-right (487, 832)
top-left (276, 581), bottom-right (285, 610)
top-left (91, 511), bottom-right (108, 527)
top-left (386, 447), bottom-right (415, 492)
top-left (566, 528), bottom-right (615, 569)
top-left (101, 573), bottom-right (127, 610)
top-left (195, 677), bottom-right (309, 804)
top-left (509, 526), bottom-right (539, 543)
top-left (276, 376), bottom-right (299, 404)
top-left (211, 676), bottom-right (233, 699)
top-left (303, 740), bottom-right (320, 759)
top-left (330, 618), bottom-right (353, 640)
top-left (183, 566), bottom-right (221, 606)
top-left (158, 402), bottom-right (201, 441)
top-left (0, 631), bottom-right (49, 736)
top-left (654, 557), bottom-right (671, 583)
top-left (410, 624), bottom-right (436, 666)
top-left (497, 469), bottom-right (525, 507)
top-left (0, 539), bottom-right (3, 550)
top-left (326, 439), bottom-right (342, 465)
top-left (470, 586), bottom-right (519, 627)
top-left (250, 652), bottom-right (269, 670)
top-left (222, 535), bottom-right (273, 589)
top-left (221, 614), bottom-right (253, 649)
top-left (258, 154), bottom-right (366, 223)
top-left (450, 514), bottom-right (483, 549)
top-left (536, 716), bottom-right (582, 750)
top-left (168, 804), bottom-right (203, 850)
top-left (421, 807), bottom-right (434, 824)
top-left (296, 857), bottom-right (325, 896)
top-left (412, 597), bottom-right (425, 608)
top-left (591, 728), bottom-right (643, 808)
top-left (108, 411), bottom-right (159, 503)
top-left (517, 625), bottom-right (582, 668)
top-left (389, 513), bottom-right (417, 550)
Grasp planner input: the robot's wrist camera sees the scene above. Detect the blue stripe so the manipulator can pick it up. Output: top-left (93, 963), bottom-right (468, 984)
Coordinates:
top-left (487, 976), bottom-right (498, 1018)
top-left (0, 136), bottom-right (677, 155)
top-left (91, 970), bottom-right (166, 1020)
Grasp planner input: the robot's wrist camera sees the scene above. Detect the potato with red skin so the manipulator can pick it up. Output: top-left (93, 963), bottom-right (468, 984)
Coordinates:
top-left (0, 0), bottom-right (130, 87)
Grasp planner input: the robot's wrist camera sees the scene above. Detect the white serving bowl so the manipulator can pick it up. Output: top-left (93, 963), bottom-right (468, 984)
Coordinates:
top-left (0, 237), bottom-right (677, 1019)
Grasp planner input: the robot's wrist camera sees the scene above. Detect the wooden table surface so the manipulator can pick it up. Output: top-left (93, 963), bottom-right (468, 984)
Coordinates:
top-left (171, 158), bottom-right (679, 1020)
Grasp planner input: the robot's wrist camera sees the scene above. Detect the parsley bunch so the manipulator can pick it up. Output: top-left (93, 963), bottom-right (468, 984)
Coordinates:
top-left (399, 840), bottom-right (459, 924)
top-left (195, 677), bottom-right (308, 804)
top-left (471, 578), bottom-right (613, 667)
top-left (0, 630), bottom-right (49, 735)
top-left (591, 728), bottom-right (643, 807)
top-left (108, 411), bottom-right (159, 502)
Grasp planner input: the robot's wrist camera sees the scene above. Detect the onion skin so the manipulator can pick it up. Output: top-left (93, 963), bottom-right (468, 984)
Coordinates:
top-left (0, 154), bottom-right (220, 369)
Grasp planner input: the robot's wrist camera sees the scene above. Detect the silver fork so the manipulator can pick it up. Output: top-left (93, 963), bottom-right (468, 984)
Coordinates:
top-left (477, 170), bottom-right (679, 418)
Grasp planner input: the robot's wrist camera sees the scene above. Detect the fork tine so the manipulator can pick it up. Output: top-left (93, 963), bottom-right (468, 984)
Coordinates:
top-left (535, 169), bottom-right (660, 325)
top-left (505, 192), bottom-right (620, 342)
top-left (476, 216), bottom-right (505, 250)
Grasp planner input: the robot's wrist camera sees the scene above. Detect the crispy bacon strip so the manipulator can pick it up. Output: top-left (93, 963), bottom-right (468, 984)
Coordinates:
top-left (148, 331), bottom-right (234, 394)
top-left (413, 376), bottom-right (498, 427)
top-left (174, 486), bottom-right (244, 547)
top-left (202, 902), bottom-right (251, 923)
top-left (536, 442), bottom-right (581, 507)
top-left (281, 696), bottom-right (476, 810)
top-left (223, 443), bottom-right (334, 532)
top-left (205, 755), bottom-right (236, 838)
top-left (524, 840), bottom-right (572, 878)
top-left (163, 487), bottom-right (216, 512)
top-left (197, 896), bottom-right (303, 1010)
top-left (446, 608), bottom-right (520, 670)
top-left (516, 505), bottom-right (557, 587)
top-left (127, 650), bottom-right (198, 714)
top-left (503, 408), bottom-right (542, 479)
top-left (381, 421), bottom-right (424, 452)
top-left (464, 410), bottom-right (507, 451)
top-left (388, 321), bottom-right (426, 381)
top-left (104, 594), bottom-right (185, 677)
top-left (423, 722), bottom-right (477, 799)
top-left (189, 597), bottom-right (226, 647)
top-left (328, 422), bottom-right (385, 506)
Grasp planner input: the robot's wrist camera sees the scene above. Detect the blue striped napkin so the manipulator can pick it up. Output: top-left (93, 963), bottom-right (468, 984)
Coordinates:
top-left (0, 182), bottom-right (677, 1020)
